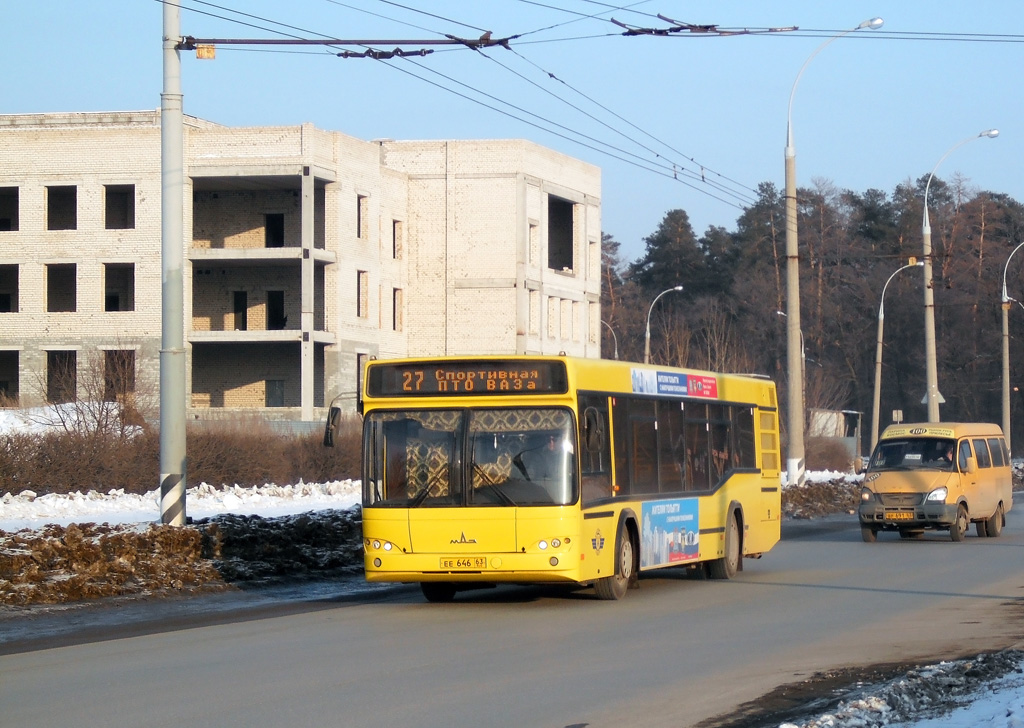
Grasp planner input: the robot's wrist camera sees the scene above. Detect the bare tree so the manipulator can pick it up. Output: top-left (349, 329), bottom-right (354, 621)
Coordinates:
top-left (28, 346), bottom-right (155, 439)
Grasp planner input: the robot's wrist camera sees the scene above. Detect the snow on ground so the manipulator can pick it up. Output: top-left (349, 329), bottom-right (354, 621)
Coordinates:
top-left (0, 480), bottom-right (360, 533)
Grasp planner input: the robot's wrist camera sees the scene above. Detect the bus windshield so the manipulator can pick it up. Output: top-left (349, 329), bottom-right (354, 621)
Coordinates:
top-left (869, 437), bottom-right (957, 472)
top-left (363, 407), bottom-right (577, 508)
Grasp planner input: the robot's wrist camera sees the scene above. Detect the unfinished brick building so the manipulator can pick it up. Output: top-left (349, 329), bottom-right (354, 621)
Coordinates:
top-left (0, 111), bottom-right (602, 425)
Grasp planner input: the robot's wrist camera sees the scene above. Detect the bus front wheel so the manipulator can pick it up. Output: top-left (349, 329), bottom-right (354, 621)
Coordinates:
top-left (708, 513), bottom-right (740, 579)
top-left (421, 582), bottom-right (457, 603)
top-left (950, 504), bottom-right (969, 542)
top-left (594, 527), bottom-right (634, 600)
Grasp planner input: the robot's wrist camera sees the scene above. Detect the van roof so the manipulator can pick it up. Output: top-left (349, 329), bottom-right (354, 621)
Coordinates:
top-left (880, 423), bottom-right (1004, 440)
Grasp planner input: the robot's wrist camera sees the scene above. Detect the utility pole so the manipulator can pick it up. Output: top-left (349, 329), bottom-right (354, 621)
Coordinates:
top-left (160, 0), bottom-right (187, 525)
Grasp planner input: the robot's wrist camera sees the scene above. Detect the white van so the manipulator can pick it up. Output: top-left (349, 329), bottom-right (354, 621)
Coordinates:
top-left (859, 423), bottom-right (1012, 542)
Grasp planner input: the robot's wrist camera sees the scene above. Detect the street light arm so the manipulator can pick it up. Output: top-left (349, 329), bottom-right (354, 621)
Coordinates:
top-left (923, 129), bottom-right (999, 233)
top-left (879, 261), bottom-right (923, 320)
top-left (1003, 241), bottom-right (1024, 303)
top-left (786, 17), bottom-right (882, 150)
top-left (644, 285), bottom-right (683, 364)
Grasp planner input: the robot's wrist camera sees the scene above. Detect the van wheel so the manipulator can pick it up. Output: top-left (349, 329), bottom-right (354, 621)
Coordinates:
top-left (975, 519), bottom-right (988, 538)
top-left (594, 526), bottom-right (634, 600)
top-left (985, 503), bottom-right (1004, 538)
top-left (861, 526), bottom-right (878, 543)
top-left (950, 504), bottom-right (968, 542)
top-left (421, 582), bottom-right (457, 602)
top-left (709, 513), bottom-right (740, 579)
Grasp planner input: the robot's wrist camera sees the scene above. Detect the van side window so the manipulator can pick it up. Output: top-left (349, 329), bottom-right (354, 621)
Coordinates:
top-left (972, 439), bottom-right (992, 468)
top-left (987, 438), bottom-right (1006, 467)
top-left (957, 441), bottom-right (970, 471)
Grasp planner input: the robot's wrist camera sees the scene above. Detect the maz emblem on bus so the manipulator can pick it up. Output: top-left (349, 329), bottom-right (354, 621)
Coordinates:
top-left (451, 532), bottom-right (478, 544)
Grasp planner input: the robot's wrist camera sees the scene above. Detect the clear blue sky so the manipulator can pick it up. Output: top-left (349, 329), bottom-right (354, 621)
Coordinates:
top-left (5, 1), bottom-right (1023, 263)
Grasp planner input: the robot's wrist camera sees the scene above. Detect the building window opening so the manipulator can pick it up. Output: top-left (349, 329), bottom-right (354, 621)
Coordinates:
top-left (0, 264), bottom-right (17, 313)
top-left (104, 263), bottom-right (135, 311)
top-left (266, 379), bottom-right (285, 407)
top-left (265, 213), bottom-right (285, 248)
top-left (0, 187), bottom-right (18, 231)
top-left (392, 288), bottom-right (403, 331)
top-left (357, 195), bottom-right (369, 240)
top-left (104, 350), bottom-right (136, 402)
top-left (233, 291), bottom-right (248, 331)
top-left (47, 185), bottom-right (77, 231)
top-left (47, 350), bottom-right (77, 404)
top-left (104, 185), bottom-right (135, 229)
top-left (357, 270), bottom-right (369, 318)
top-left (392, 219), bottom-right (403, 259)
top-left (0, 350), bottom-right (18, 405)
top-left (267, 290), bottom-right (286, 330)
top-left (46, 263), bottom-right (76, 312)
top-left (547, 195), bottom-right (574, 271)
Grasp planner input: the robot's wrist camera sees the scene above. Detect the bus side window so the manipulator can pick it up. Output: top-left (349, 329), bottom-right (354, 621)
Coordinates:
top-left (987, 438), bottom-right (1006, 467)
top-left (973, 439), bottom-right (992, 468)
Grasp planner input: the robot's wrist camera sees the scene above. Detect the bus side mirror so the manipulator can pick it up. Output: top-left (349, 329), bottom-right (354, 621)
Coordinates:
top-left (854, 456), bottom-right (866, 474)
top-left (323, 405), bottom-right (342, 447)
top-left (965, 456), bottom-right (977, 474)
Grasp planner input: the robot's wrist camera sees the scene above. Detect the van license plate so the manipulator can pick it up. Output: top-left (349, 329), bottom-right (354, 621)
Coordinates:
top-left (885, 512), bottom-right (913, 520)
top-left (440, 557), bottom-right (487, 569)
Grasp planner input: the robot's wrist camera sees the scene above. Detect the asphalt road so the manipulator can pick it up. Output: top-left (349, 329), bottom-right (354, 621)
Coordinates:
top-left (3, 497), bottom-right (1024, 728)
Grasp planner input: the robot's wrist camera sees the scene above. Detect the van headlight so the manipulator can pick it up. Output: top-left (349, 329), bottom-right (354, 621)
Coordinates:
top-left (926, 486), bottom-right (948, 503)
top-left (860, 487), bottom-right (876, 502)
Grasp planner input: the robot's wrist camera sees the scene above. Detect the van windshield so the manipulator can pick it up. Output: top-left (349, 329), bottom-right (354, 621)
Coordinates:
top-left (869, 437), bottom-right (956, 472)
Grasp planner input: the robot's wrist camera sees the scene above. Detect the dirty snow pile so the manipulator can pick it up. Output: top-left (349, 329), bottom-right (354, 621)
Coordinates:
top-left (778, 650), bottom-right (1024, 728)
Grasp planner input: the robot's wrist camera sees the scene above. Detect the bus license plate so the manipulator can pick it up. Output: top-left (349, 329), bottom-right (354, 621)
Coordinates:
top-left (885, 512), bottom-right (913, 520)
top-left (440, 557), bottom-right (487, 570)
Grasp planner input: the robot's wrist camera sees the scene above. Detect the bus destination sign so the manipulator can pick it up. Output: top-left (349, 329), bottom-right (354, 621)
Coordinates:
top-left (368, 360), bottom-right (569, 396)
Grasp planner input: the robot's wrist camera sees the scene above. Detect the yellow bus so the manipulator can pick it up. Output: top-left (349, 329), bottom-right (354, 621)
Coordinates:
top-left (327, 355), bottom-right (781, 601)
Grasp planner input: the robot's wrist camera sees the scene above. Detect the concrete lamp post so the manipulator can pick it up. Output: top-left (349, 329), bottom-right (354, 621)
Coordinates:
top-left (921, 129), bottom-right (999, 422)
top-left (783, 16), bottom-right (883, 486)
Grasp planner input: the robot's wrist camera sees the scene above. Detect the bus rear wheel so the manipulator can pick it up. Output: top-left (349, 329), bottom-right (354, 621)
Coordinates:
top-left (985, 503), bottom-right (1004, 538)
top-left (594, 527), bottom-right (634, 600)
top-left (421, 582), bottom-right (457, 603)
top-left (708, 513), bottom-right (740, 579)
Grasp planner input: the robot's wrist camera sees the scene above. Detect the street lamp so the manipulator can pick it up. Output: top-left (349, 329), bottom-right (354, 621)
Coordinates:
top-left (644, 285), bottom-right (683, 364)
top-left (601, 319), bottom-right (620, 360)
top-left (870, 260), bottom-right (923, 448)
top-left (1001, 241), bottom-right (1024, 454)
top-left (784, 16), bottom-right (882, 486)
top-left (922, 129), bottom-right (999, 421)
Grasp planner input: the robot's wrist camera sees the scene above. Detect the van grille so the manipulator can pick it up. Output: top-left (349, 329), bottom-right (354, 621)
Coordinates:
top-left (879, 493), bottom-right (924, 507)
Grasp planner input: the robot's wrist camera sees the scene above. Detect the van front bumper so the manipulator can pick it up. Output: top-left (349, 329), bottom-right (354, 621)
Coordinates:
top-left (858, 502), bottom-right (958, 530)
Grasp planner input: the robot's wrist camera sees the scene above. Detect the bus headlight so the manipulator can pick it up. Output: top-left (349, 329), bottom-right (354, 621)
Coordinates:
top-left (551, 538), bottom-right (561, 548)
top-left (538, 540), bottom-right (548, 550)
top-left (926, 486), bottom-right (948, 503)
top-left (860, 487), bottom-right (876, 503)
